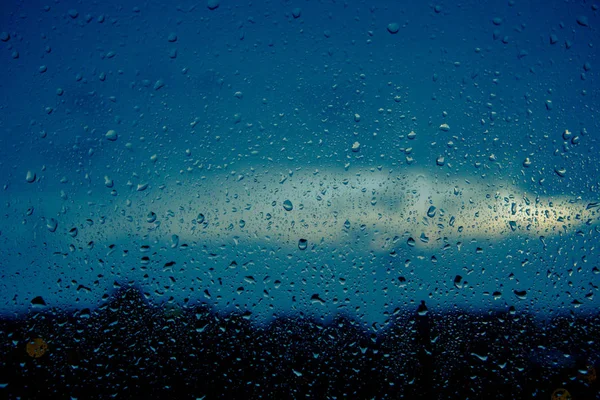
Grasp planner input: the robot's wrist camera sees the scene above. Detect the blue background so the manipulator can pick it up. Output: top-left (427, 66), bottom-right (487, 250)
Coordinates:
top-left (1, 0), bottom-right (599, 328)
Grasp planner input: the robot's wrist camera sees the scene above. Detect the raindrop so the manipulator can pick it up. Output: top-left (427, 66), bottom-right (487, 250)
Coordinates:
top-left (454, 275), bottom-right (463, 289)
top-left (310, 294), bottom-right (326, 305)
top-left (154, 80), bottom-right (165, 90)
top-left (576, 16), bottom-right (589, 27)
top-left (514, 290), bottom-right (527, 300)
top-left (283, 200), bottom-right (293, 211)
top-left (25, 170), bottom-right (36, 183)
top-left (298, 238), bottom-right (308, 250)
top-left (207, 0), bottom-right (220, 10)
top-left (387, 23), bottom-right (400, 34)
top-left (426, 206), bottom-right (437, 218)
top-left (105, 129), bottom-right (118, 141)
top-left (197, 213), bottom-right (205, 224)
top-left (147, 212), bottom-right (157, 223)
top-left (47, 218), bottom-right (58, 232)
top-left (31, 296), bottom-right (46, 307)
top-left (554, 168), bottom-right (566, 177)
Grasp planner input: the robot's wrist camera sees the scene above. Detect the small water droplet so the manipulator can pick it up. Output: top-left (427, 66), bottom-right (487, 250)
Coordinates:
top-left (454, 275), bottom-right (463, 289)
top-left (47, 218), bottom-right (58, 232)
top-left (25, 171), bottom-right (36, 183)
top-left (283, 200), bottom-right (293, 211)
top-left (427, 206), bottom-right (437, 218)
top-left (105, 129), bottom-right (118, 141)
top-left (147, 212), bottom-right (157, 223)
top-left (298, 238), bottom-right (308, 250)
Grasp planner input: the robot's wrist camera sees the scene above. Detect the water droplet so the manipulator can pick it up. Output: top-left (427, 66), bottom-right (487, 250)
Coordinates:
top-left (514, 290), bottom-right (527, 300)
top-left (154, 80), bottom-right (165, 90)
top-left (68, 227), bottom-right (78, 238)
top-left (427, 206), bottom-right (437, 218)
top-left (387, 23), bottom-right (400, 34)
top-left (46, 218), bottom-right (58, 232)
top-left (283, 200), bottom-right (293, 211)
top-left (147, 212), bottom-right (157, 223)
top-left (310, 294), bottom-right (326, 305)
top-left (554, 168), bottom-right (566, 177)
top-left (31, 296), bottom-right (46, 307)
top-left (454, 275), bottom-right (463, 289)
top-left (207, 0), bottom-right (220, 10)
top-left (576, 15), bottom-right (589, 27)
top-left (197, 213), bottom-right (205, 224)
top-left (105, 129), bottom-right (118, 141)
top-left (25, 171), bottom-right (36, 183)
top-left (298, 238), bottom-right (308, 250)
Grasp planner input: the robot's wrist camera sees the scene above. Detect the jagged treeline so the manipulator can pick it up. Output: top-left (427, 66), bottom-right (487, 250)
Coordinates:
top-left (0, 288), bottom-right (598, 399)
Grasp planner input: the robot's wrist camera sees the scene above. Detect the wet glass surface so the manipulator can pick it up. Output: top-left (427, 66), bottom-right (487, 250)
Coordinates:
top-left (0, 0), bottom-right (599, 398)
